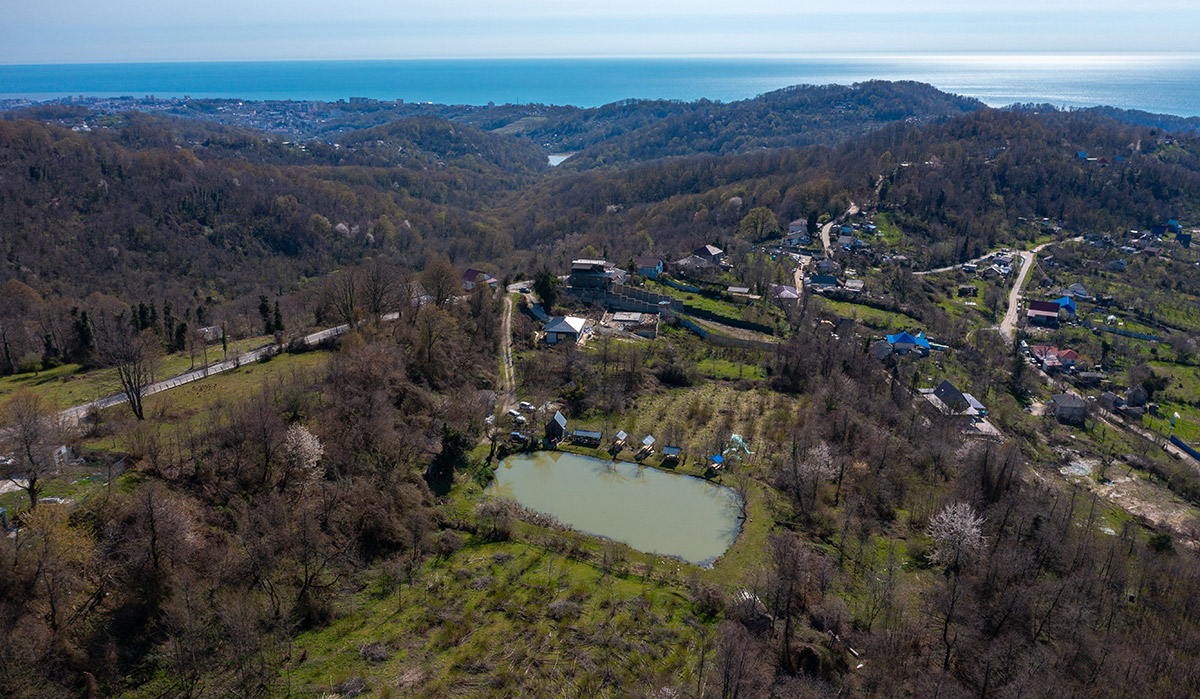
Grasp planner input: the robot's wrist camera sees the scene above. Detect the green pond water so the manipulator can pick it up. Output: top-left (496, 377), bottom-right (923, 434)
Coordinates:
top-left (487, 451), bottom-right (742, 566)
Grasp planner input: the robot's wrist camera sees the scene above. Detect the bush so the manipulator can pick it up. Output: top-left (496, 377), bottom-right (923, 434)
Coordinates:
top-left (15, 352), bottom-right (42, 374)
top-left (336, 676), bottom-right (368, 697)
top-left (1148, 532), bottom-right (1175, 554)
top-left (690, 583), bottom-right (725, 620)
top-left (358, 642), bottom-right (391, 663)
top-left (434, 530), bottom-right (465, 558)
top-left (546, 599), bottom-right (581, 621)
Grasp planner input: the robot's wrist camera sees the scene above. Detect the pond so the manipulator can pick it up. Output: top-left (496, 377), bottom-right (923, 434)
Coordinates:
top-left (487, 451), bottom-right (742, 566)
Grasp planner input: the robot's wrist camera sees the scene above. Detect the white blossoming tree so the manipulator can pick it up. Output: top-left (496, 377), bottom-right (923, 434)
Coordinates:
top-left (927, 502), bottom-right (985, 569)
top-left (787, 441), bottom-right (837, 508)
top-left (282, 424), bottom-right (324, 490)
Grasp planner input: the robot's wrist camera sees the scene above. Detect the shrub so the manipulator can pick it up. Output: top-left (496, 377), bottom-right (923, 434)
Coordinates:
top-left (546, 599), bottom-right (580, 621)
top-left (15, 352), bottom-right (42, 374)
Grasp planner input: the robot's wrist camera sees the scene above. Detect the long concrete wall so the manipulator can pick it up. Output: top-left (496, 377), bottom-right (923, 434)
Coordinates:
top-left (567, 284), bottom-right (777, 351)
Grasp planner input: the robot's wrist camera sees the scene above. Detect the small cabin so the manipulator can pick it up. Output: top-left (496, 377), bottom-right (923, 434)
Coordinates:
top-left (545, 411), bottom-right (568, 443)
top-left (573, 429), bottom-right (602, 447)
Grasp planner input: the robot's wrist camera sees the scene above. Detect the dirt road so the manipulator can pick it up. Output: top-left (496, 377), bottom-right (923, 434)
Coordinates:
top-left (498, 292), bottom-right (516, 414)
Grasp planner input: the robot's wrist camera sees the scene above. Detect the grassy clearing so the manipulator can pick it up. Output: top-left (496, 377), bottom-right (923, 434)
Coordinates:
top-left (81, 349), bottom-right (330, 453)
top-left (1144, 402), bottom-right (1200, 445)
top-left (873, 213), bottom-right (905, 247)
top-left (0, 335), bottom-right (273, 410)
top-left (695, 357), bottom-right (766, 381)
top-left (645, 279), bottom-right (780, 326)
top-left (1151, 361), bottom-right (1200, 404)
top-left (282, 539), bottom-right (710, 697)
top-left (815, 297), bottom-right (923, 331)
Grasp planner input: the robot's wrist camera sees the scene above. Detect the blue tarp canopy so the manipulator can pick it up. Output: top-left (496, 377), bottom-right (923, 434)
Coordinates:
top-left (710, 454), bottom-right (725, 464)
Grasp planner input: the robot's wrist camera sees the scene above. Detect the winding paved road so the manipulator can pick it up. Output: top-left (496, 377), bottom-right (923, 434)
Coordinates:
top-left (998, 251), bottom-right (1035, 347)
top-left (997, 237), bottom-right (1083, 347)
top-left (820, 202), bottom-right (860, 257)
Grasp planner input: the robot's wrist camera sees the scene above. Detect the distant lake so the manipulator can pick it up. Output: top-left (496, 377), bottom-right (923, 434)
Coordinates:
top-left (3, 55), bottom-right (1200, 117)
top-left (487, 451), bottom-right (742, 566)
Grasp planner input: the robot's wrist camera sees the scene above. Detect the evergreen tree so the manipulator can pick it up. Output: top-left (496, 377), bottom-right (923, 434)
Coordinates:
top-left (136, 302), bottom-right (152, 331)
top-left (533, 269), bottom-right (560, 313)
top-left (174, 321), bottom-right (188, 353)
top-left (71, 309), bottom-right (95, 362)
top-left (273, 300), bottom-right (284, 333)
top-left (259, 295), bottom-right (272, 333)
top-left (42, 333), bottom-right (57, 361)
top-left (162, 301), bottom-right (175, 341)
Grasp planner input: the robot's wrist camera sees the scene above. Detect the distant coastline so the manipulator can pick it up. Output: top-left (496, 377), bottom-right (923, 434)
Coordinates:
top-left (2, 55), bottom-right (1200, 117)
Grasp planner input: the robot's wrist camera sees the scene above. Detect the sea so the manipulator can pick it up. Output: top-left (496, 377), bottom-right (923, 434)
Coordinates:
top-left (2, 55), bottom-right (1200, 117)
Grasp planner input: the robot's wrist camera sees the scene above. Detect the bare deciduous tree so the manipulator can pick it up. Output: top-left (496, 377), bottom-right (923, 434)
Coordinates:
top-left (99, 327), bottom-right (161, 420)
top-left (327, 270), bottom-right (359, 328)
top-left (360, 259), bottom-right (400, 323)
top-left (420, 257), bottom-right (460, 307)
top-left (0, 389), bottom-right (63, 509)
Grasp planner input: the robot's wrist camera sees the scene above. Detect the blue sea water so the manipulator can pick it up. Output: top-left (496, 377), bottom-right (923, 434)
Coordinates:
top-left (2, 55), bottom-right (1200, 117)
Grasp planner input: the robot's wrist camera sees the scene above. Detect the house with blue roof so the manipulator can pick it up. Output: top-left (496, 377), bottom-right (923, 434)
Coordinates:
top-left (1053, 296), bottom-right (1077, 315)
top-left (886, 331), bottom-right (932, 356)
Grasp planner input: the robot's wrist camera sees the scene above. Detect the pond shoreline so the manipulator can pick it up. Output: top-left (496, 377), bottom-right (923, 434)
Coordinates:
top-left (486, 449), bottom-right (743, 567)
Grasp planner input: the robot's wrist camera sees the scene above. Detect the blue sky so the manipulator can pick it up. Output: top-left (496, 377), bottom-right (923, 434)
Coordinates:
top-left (3, 1), bottom-right (1199, 64)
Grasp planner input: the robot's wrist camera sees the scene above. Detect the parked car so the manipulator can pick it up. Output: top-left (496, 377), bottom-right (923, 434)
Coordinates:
top-left (518, 401), bottom-right (534, 411)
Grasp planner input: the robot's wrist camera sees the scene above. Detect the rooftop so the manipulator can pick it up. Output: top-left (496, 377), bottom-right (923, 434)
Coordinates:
top-left (544, 316), bottom-right (587, 334)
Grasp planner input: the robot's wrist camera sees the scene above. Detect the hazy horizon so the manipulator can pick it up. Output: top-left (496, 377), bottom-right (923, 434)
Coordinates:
top-left (4, 52), bottom-right (1200, 68)
top-left (4, 1), bottom-right (1200, 64)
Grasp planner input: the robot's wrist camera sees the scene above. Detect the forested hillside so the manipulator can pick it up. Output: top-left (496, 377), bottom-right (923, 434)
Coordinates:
top-left (4, 96), bottom-right (1200, 305)
top-left (555, 81), bottom-right (983, 169)
top-left (0, 116), bottom-right (522, 301)
top-left (489, 108), bottom-right (1200, 269)
top-left (17, 81), bottom-right (983, 170)
top-left (3, 84), bottom-right (1200, 698)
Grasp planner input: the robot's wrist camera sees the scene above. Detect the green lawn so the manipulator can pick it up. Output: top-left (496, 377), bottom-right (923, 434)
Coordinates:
top-left (815, 297), bottom-right (923, 331)
top-left (644, 279), bottom-right (774, 324)
top-left (0, 335), bottom-right (273, 410)
top-left (276, 539), bottom-right (710, 697)
top-left (872, 213), bottom-right (906, 247)
top-left (695, 357), bottom-right (766, 381)
top-left (1144, 402), bottom-right (1200, 445)
top-left (81, 349), bottom-right (330, 453)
